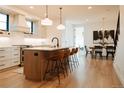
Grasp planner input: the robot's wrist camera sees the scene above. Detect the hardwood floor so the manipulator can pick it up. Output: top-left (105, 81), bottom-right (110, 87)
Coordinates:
top-left (0, 50), bottom-right (123, 88)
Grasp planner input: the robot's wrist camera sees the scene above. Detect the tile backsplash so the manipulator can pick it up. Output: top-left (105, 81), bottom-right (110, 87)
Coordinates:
top-left (0, 32), bottom-right (48, 46)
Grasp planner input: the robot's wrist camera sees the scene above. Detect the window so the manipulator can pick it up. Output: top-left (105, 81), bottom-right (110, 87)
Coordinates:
top-left (26, 20), bottom-right (33, 34)
top-left (0, 13), bottom-right (9, 31)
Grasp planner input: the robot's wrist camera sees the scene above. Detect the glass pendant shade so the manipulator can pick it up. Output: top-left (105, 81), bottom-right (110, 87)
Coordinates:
top-left (57, 7), bottom-right (65, 30)
top-left (41, 18), bottom-right (53, 26)
top-left (57, 24), bottom-right (65, 30)
top-left (41, 5), bottom-right (53, 26)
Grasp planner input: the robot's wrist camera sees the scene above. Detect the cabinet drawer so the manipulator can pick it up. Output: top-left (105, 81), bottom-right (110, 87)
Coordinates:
top-left (0, 63), bottom-right (6, 70)
top-left (0, 55), bottom-right (11, 60)
top-left (0, 55), bottom-right (6, 59)
top-left (0, 48), bottom-right (5, 51)
top-left (0, 49), bottom-right (6, 54)
top-left (12, 53), bottom-right (20, 57)
top-left (0, 47), bottom-right (20, 70)
top-left (11, 60), bottom-right (20, 66)
top-left (0, 58), bottom-right (6, 62)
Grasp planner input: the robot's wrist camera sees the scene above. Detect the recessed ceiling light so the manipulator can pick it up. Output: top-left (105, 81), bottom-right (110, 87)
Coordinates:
top-left (88, 6), bottom-right (92, 10)
top-left (29, 6), bottom-right (34, 9)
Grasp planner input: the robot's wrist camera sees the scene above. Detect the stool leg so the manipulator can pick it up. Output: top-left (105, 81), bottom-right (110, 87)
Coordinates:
top-left (57, 61), bottom-right (61, 84)
top-left (60, 60), bottom-right (66, 78)
top-left (72, 55), bottom-right (76, 69)
top-left (69, 56), bottom-right (74, 72)
top-left (74, 54), bottom-right (79, 67)
top-left (63, 58), bottom-right (68, 76)
top-left (68, 57), bottom-right (72, 73)
top-left (43, 60), bottom-right (50, 80)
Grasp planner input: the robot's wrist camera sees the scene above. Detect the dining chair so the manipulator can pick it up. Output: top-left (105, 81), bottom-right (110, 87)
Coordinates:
top-left (106, 46), bottom-right (115, 59)
top-left (94, 45), bottom-right (103, 58)
top-left (84, 46), bottom-right (93, 57)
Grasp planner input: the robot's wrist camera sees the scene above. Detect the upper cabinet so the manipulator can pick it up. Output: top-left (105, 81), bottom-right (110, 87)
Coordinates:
top-left (11, 14), bottom-right (30, 33)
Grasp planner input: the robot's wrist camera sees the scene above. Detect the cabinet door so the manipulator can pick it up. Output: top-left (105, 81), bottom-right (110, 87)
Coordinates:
top-left (0, 63), bottom-right (6, 70)
top-left (11, 57), bottom-right (20, 66)
top-left (24, 50), bottom-right (42, 81)
top-left (0, 49), bottom-right (6, 69)
top-left (10, 47), bottom-right (20, 66)
top-left (0, 58), bottom-right (6, 69)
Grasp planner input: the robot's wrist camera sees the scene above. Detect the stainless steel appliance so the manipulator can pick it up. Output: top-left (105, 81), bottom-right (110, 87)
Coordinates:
top-left (13, 45), bottom-right (32, 66)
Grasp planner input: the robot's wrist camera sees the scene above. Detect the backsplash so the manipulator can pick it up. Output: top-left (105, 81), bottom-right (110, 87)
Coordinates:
top-left (24, 38), bottom-right (48, 45)
top-left (0, 32), bottom-right (48, 46)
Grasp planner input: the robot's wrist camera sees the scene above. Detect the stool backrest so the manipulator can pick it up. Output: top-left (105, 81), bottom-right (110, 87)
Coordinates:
top-left (63, 48), bottom-right (70, 58)
top-left (74, 48), bottom-right (78, 54)
top-left (70, 48), bottom-right (75, 55)
top-left (45, 50), bottom-right (65, 61)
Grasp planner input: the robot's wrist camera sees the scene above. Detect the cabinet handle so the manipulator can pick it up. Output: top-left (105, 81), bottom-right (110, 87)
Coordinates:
top-left (0, 50), bottom-right (5, 51)
top-left (0, 64), bottom-right (5, 67)
top-left (0, 56), bottom-right (5, 58)
top-left (14, 61), bottom-right (18, 63)
top-left (22, 51), bottom-right (24, 55)
top-left (34, 53), bottom-right (38, 56)
top-left (14, 49), bottom-right (18, 50)
top-left (14, 54), bottom-right (18, 56)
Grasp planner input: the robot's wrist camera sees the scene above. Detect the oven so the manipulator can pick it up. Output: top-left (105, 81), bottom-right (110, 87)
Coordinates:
top-left (13, 45), bottom-right (32, 66)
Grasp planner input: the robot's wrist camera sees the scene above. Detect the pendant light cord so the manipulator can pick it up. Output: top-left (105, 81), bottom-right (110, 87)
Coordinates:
top-left (60, 7), bottom-right (62, 24)
top-left (46, 5), bottom-right (48, 18)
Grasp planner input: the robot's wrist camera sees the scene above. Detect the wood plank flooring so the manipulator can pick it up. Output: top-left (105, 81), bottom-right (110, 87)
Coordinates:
top-left (0, 50), bottom-right (123, 88)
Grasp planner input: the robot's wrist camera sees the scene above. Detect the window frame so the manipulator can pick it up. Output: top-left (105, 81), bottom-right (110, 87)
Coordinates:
top-left (26, 20), bottom-right (34, 34)
top-left (0, 12), bottom-right (9, 31)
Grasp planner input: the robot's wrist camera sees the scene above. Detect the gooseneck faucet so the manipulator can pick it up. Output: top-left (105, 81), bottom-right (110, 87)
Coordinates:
top-left (51, 37), bottom-right (59, 47)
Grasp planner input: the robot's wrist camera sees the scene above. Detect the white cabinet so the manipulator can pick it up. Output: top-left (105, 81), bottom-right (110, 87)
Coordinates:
top-left (0, 47), bottom-right (20, 70)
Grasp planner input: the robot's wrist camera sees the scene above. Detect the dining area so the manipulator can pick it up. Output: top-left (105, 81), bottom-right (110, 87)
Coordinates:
top-left (85, 29), bottom-right (116, 59)
top-left (85, 45), bottom-right (115, 59)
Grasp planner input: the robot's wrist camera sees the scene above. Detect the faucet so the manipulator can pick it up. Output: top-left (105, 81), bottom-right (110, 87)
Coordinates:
top-left (51, 37), bottom-right (59, 47)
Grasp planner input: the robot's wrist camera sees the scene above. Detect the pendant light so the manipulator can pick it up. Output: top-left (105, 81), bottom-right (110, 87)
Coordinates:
top-left (57, 7), bottom-right (65, 30)
top-left (41, 5), bottom-right (53, 26)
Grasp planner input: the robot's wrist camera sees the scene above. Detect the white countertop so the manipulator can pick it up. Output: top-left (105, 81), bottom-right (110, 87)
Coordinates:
top-left (0, 46), bottom-right (14, 48)
top-left (23, 47), bottom-right (70, 51)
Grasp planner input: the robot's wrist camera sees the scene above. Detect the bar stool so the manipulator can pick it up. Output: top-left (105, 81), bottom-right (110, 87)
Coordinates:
top-left (69, 48), bottom-right (77, 71)
top-left (63, 48), bottom-right (71, 75)
top-left (43, 50), bottom-right (66, 84)
top-left (73, 47), bottom-right (79, 67)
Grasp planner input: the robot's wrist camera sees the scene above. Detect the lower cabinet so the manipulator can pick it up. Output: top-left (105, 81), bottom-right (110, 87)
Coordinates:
top-left (0, 47), bottom-right (20, 70)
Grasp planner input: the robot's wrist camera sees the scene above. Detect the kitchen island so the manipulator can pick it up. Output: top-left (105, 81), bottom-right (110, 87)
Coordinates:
top-left (23, 47), bottom-right (70, 81)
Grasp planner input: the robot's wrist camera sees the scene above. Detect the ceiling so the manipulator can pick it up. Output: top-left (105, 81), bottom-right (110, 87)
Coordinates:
top-left (9, 5), bottom-right (119, 24)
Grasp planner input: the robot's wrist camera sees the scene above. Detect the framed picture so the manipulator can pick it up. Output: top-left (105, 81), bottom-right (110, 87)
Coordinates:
top-left (93, 30), bottom-right (115, 44)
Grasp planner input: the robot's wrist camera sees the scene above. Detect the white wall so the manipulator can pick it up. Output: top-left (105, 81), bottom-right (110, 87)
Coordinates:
top-left (74, 27), bottom-right (84, 47)
top-left (84, 20), bottom-right (118, 47)
top-left (114, 6), bottom-right (124, 86)
top-left (62, 18), bottom-right (118, 48)
top-left (61, 21), bottom-right (75, 47)
top-left (46, 20), bottom-right (62, 46)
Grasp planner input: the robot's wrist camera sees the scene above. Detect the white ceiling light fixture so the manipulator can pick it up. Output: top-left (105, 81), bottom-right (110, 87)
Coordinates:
top-left (41, 5), bottom-right (53, 26)
top-left (57, 7), bottom-right (65, 30)
top-left (29, 6), bottom-right (34, 9)
top-left (88, 6), bottom-right (92, 10)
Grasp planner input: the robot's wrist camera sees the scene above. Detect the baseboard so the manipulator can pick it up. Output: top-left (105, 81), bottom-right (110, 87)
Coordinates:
top-left (114, 63), bottom-right (124, 86)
